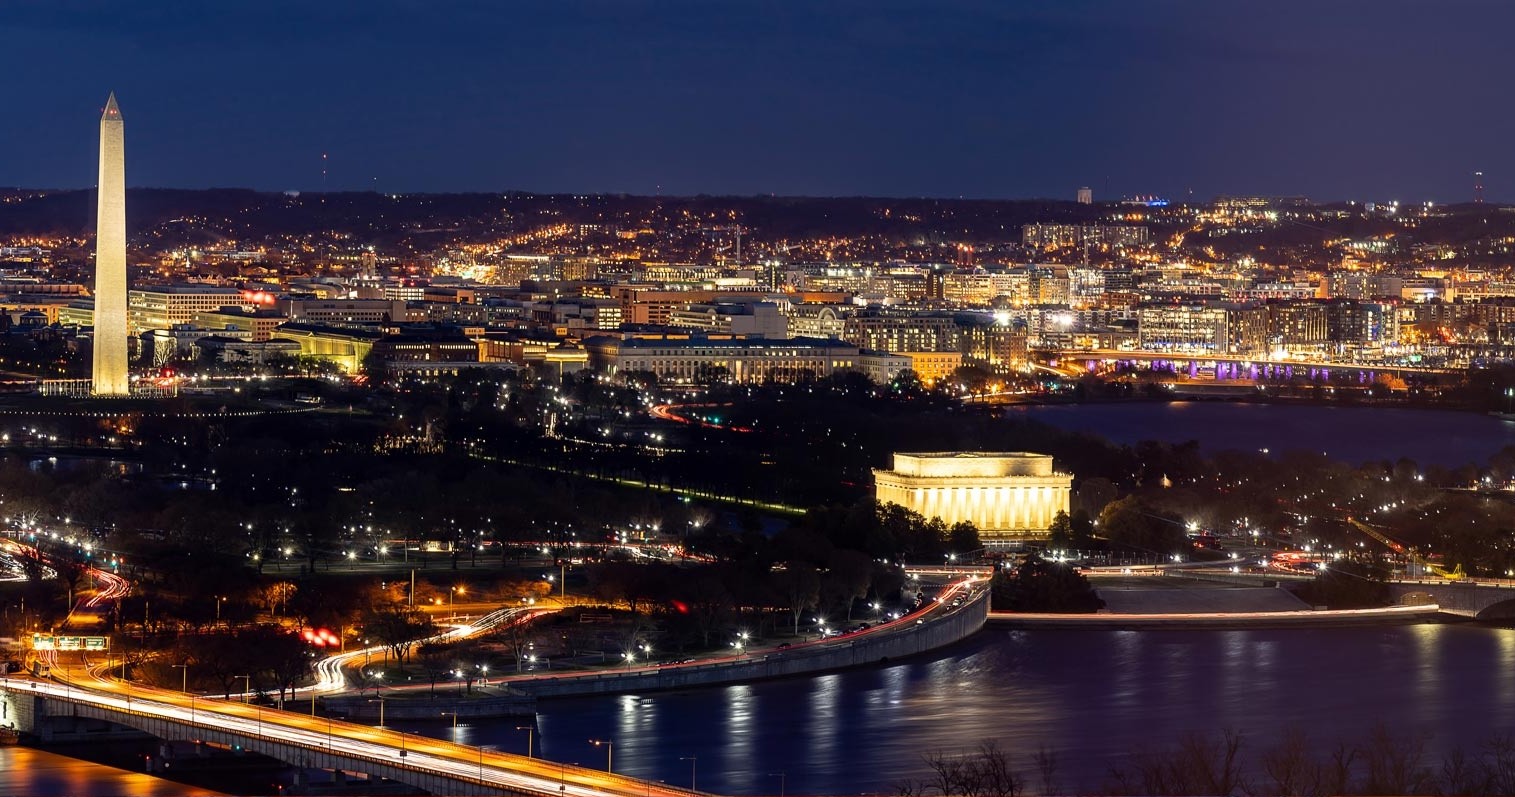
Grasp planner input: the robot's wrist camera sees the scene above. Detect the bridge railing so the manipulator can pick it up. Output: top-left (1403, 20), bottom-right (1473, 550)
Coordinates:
top-left (15, 677), bottom-right (706, 797)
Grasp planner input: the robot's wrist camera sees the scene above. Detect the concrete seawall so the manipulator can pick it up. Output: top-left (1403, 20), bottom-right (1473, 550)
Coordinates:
top-left (987, 604), bottom-right (1442, 629)
top-left (509, 591), bottom-right (990, 699)
top-left (322, 690), bottom-right (536, 721)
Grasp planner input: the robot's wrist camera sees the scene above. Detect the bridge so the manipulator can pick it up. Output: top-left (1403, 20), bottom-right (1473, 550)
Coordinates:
top-left (0, 669), bottom-right (702, 797)
top-left (1389, 579), bottom-right (1515, 619)
top-left (1041, 349), bottom-right (1459, 379)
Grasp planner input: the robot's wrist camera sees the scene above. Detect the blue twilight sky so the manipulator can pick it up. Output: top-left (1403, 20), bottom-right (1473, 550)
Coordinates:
top-left (1, 0), bottom-right (1512, 201)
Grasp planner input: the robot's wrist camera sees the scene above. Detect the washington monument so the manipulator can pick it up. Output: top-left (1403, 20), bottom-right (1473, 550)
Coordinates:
top-left (91, 92), bottom-right (129, 395)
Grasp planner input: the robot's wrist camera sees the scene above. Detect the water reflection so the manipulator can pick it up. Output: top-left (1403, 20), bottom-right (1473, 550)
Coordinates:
top-left (478, 624), bottom-right (1515, 794)
top-left (0, 746), bottom-right (223, 796)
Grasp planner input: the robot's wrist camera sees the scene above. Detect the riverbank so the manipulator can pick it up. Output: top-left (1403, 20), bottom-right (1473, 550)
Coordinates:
top-left (322, 687), bottom-right (535, 722)
top-left (991, 389), bottom-right (1482, 416)
top-left (987, 603), bottom-right (1442, 629)
top-left (508, 588), bottom-right (989, 699)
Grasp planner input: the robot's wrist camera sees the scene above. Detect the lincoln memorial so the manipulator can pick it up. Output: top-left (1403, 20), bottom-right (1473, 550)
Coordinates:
top-left (873, 452), bottom-right (1072, 541)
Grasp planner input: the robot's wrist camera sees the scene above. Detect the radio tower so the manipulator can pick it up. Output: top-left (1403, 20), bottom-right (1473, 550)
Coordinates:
top-left (1475, 171), bottom-right (1485, 204)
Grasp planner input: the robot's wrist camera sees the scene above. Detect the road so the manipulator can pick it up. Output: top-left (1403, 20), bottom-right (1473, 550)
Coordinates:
top-left (316, 576), bottom-right (981, 696)
top-left (312, 605), bottom-right (556, 693)
top-left (9, 663), bottom-right (702, 797)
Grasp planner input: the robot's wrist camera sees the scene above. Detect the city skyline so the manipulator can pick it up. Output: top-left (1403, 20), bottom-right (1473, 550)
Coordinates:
top-left (3, 1), bottom-right (1514, 201)
top-left (7, 5), bottom-right (1515, 796)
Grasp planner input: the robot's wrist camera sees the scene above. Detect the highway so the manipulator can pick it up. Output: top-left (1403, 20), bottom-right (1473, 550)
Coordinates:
top-left (311, 605), bottom-right (556, 693)
top-left (7, 665), bottom-right (703, 797)
top-left (12, 577), bottom-right (975, 796)
top-left (320, 576), bottom-right (981, 696)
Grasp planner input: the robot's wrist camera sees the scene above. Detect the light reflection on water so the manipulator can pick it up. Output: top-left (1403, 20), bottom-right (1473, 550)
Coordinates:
top-left (11, 625), bottom-right (1514, 796)
top-left (503, 624), bottom-right (1515, 795)
top-left (0, 746), bottom-right (224, 796)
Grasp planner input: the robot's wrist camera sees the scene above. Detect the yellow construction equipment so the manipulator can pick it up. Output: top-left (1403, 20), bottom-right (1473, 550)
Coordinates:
top-left (1346, 517), bottom-right (1464, 580)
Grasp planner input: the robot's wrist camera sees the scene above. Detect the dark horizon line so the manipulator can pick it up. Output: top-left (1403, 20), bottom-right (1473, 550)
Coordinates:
top-left (0, 185), bottom-right (1500, 208)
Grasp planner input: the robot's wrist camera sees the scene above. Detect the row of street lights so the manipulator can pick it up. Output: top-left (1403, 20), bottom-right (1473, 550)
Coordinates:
top-left (162, 663), bottom-right (725, 793)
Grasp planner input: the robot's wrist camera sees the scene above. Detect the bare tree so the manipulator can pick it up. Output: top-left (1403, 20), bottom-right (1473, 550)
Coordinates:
top-left (916, 740), bottom-right (1022, 797)
top-left (1107, 730), bottom-right (1247, 796)
top-left (1357, 722), bottom-right (1433, 796)
top-left (1032, 746), bottom-right (1061, 796)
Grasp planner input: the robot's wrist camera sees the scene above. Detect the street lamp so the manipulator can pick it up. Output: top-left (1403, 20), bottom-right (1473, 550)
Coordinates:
top-left (215, 595), bottom-right (225, 624)
top-left (234, 674), bottom-right (251, 703)
top-left (478, 743), bottom-right (495, 784)
top-left (680, 756), bottom-right (697, 791)
top-left (589, 738), bottom-right (613, 772)
top-left (172, 663), bottom-right (195, 724)
top-left (515, 725), bottom-right (534, 758)
top-left (442, 710), bottom-right (458, 729)
top-left (768, 772), bottom-right (787, 797)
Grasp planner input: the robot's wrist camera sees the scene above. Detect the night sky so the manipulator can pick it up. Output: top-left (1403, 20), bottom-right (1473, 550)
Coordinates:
top-left (3, 1), bottom-right (1512, 201)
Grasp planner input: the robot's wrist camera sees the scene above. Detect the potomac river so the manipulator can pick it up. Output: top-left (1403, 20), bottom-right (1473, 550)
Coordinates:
top-left (13, 622), bottom-right (1512, 796)
top-left (411, 622), bottom-right (1515, 796)
top-left (1006, 400), bottom-right (1515, 467)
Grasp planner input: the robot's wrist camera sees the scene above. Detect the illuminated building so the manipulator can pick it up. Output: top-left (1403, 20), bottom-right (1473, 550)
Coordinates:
top-left (899, 351), bottom-right (962, 385)
top-left (142, 323), bottom-right (256, 365)
top-left (1069, 267), bottom-right (1106, 304)
top-left (842, 310), bottom-right (958, 353)
top-left (784, 304), bottom-right (847, 339)
top-left (1137, 303), bottom-right (1268, 356)
top-left (193, 307), bottom-right (286, 341)
top-left (91, 93), bottom-right (129, 396)
top-left (530, 298), bottom-right (623, 333)
top-left (956, 314), bottom-right (1030, 373)
top-left (282, 299), bottom-right (411, 325)
top-left (127, 285), bottom-right (245, 334)
top-left (1022, 224), bottom-right (1150, 249)
top-left (666, 300), bottom-right (787, 338)
top-left (371, 330), bottom-right (480, 364)
top-left (382, 280), bottom-right (427, 302)
top-left (925, 268), bottom-right (947, 301)
top-left (1028, 266), bottom-right (1071, 305)
top-left (1326, 300), bottom-right (1399, 347)
top-left (58, 300), bottom-right (95, 329)
top-left (274, 322), bottom-right (381, 372)
top-left (873, 452), bottom-right (1072, 541)
top-left (1077, 186), bottom-right (1092, 205)
top-left (584, 333), bottom-right (910, 385)
top-left (611, 287), bottom-right (750, 326)
top-left (1266, 302), bottom-right (1329, 348)
top-left (942, 272), bottom-right (1000, 306)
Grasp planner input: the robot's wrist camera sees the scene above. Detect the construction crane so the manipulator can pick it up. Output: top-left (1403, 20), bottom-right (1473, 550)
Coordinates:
top-left (1346, 517), bottom-right (1464, 580)
top-left (702, 225), bottom-right (746, 263)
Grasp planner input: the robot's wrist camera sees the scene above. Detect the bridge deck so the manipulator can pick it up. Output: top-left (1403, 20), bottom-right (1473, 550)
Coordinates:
top-left (2, 671), bottom-right (704, 797)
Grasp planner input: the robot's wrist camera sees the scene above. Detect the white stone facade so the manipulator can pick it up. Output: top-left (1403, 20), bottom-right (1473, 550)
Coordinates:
top-left (873, 452), bottom-right (1072, 541)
